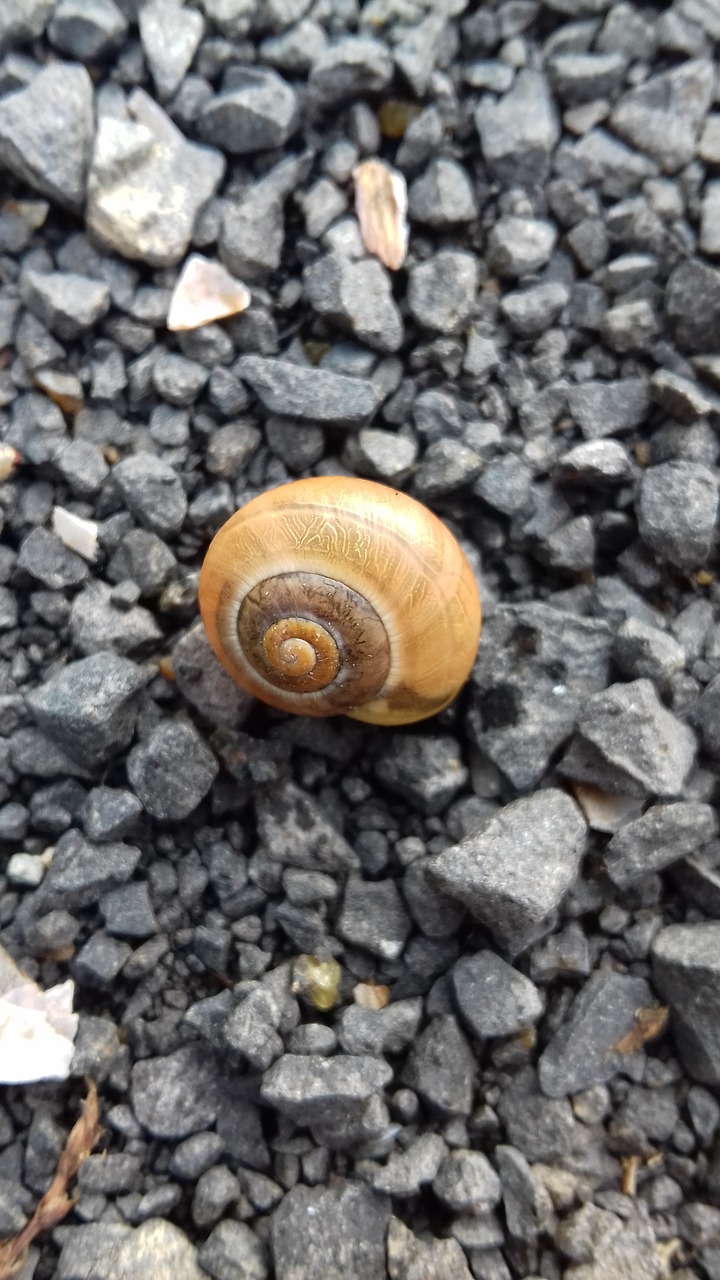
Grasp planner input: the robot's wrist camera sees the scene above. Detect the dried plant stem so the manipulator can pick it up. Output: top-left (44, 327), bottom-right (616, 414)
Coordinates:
top-left (0, 1081), bottom-right (102, 1279)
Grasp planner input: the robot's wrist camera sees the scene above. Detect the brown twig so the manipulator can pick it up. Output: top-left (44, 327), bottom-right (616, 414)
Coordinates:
top-left (0, 1081), bottom-right (102, 1279)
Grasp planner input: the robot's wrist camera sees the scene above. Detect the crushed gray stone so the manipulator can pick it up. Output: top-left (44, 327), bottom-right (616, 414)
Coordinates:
top-left (451, 951), bottom-right (544, 1040)
top-left (538, 970), bottom-right (654, 1098)
top-left (26, 653), bottom-right (149, 771)
top-left (0, 62), bottom-right (93, 212)
top-left (236, 355), bottom-right (379, 426)
top-left (428, 789), bottom-right (587, 954)
top-left (652, 924), bottom-right (720, 1085)
top-left (560, 678), bottom-right (696, 799)
top-left (127, 720), bottom-right (218, 822)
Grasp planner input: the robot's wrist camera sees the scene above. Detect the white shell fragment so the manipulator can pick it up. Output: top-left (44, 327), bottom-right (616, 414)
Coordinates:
top-left (6, 851), bottom-right (48, 887)
top-left (52, 506), bottom-right (99, 561)
top-left (0, 979), bottom-right (78, 1084)
top-left (353, 159), bottom-right (409, 271)
top-left (167, 253), bottom-right (252, 331)
top-left (0, 444), bottom-right (20, 482)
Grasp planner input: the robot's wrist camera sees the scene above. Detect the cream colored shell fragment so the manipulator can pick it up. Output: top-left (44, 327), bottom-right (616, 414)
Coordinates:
top-left (167, 253), bottom-right (252, 331)
top-left (353, 159), bottom-right (409, 271)
top-left (52, 506), bottom-right (99, 561)
top-left (0, 444), bottom-right (20, 482)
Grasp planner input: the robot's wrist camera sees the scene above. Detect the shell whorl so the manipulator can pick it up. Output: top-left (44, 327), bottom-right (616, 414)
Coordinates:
top-left (235, 571), bottom-right (390, 708)
top-left (198, 476), bottom-right (482, 725)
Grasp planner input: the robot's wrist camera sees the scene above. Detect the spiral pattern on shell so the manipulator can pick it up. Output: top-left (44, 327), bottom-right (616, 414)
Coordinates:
top-left (198, 476), bottom-right (482, 726)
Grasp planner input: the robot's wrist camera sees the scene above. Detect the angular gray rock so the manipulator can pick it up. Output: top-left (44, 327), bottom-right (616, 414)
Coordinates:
top-left (304, 252), bottom-right (403, 354)
top-left (198, 66), bottom-right (298, 154)
top-left (501, 281), bottom-right (570, 337)
top-left (220, 152), bottom-right (312, 281)
top-left (153, 353), bottom-right (209, 407)
top-left (561, 679), bottom-right (696, 798)
top-left (81, 787), bottom-right (142, 842)
top-left (139, 0), bottom-right (204, 100)
top-left (99, 881), bottom-right (158, 940)
top-left (469, 601), bottom-right (613, 791)
top-left (21, 269), bottom-right (110, 340)
top-left (271, 1182), bottom-right (389, 1280)
top-left (337, 999), bottom-right (422, 1058)
top-left (131, 1044), bottom-right (219, 1139)
top-left (548, 50), bottom-right (627, 104)
top-left (408, 250), bottom-right (478, 334)
top-left (428, 789), bottom-right (587, 954)
top-left (666, 258), bottom-right (720, 354)
top-left (87, 89), bottom-right (225, 267)
top-left (487, 215), bottom-right (557, 277)
top-left (638, 461), bottom-right (718, 568)
top-left (26, 653), bottom-right (148, 771)
top-left (701, 179), bottom-right (720, 255)
top-left (224, 988), bottom-right (282, 1071)
top-left (342, 429), bottom-right (418, 486)
top-left (112, 454), bottom-right (187, 537)
top-left (108, 528), bottom-right (177, 597)
top-left (451, 951), bottom-right (544, 1039)
top-left (604, 803), bottom-right (718, 887)
top-left (408, 157), bottom-right (477, 227)
top-left (375, 734), bottom-right (468, 816)
top-left (612, 617), bottom-right (686, 688)
top-left (70, 581), bottom-right (162, 657)
top-left (650, 368), bottom-right (720, 423)
top-left (0, 62), bottom-right (94, 212)
top-left (402, 1015), bottom-right (475, 1116)
top-left (432, 1150), bottom-right (501, 1214)
top-left (48, 0), bottom-right (127, 59)
top-left (496, 1145), bottom-right (555, 1244)
top-left (538, 970), bottom-right (654, 1098)
top-left (475, 69), bottom-right (560, 186)
top-left (554, 439), bottom-right (634, 486)
top-left (338, 877), bottom-right (411, 961)
top-left (413, 439), bottom-right (483, 499)
top-left (309, 36), bottom-right (393, 103)
top-left (609, 58), bottom-right (714, 172)
top-left (127, 721), bottom-right (218, 822)
top-left (172, 626), bottom-right (251, 728)
top-left (557, 127), bottom-right (658, 200)
top-left (256, 780), bottom-right (358, 873)
top-left (261, 1054), bottom-right (392, 1127)
top-left (692, 672), bottom-right (720, 759)
top-left (34, 829), bottom-right (141, 911)
top-left (555, 1204), bottom-right (664, 1280)
top-left (387, 1218), bottom-right (473, 1280)
top-left (57, 1219), bottom-right (205, 1280)
top-left (567, 378), bottom-right (650, 439)
top-left (652, 924), bottom-right (720, 1085)
top-left (540, 515), bottom-right (595, 574)
top-left (394, 12), bottom-right (446, 96)
top-left (0, 0), bottom-right (53, 51)
top-left (197, 1221), bottom-right (267, 1280)
top-left (18, 528), bottom-right (89, 591)
top-left (236, 355), bottom-right (379, 426)
top-left (364, 1133), bottom-right (446, 1199)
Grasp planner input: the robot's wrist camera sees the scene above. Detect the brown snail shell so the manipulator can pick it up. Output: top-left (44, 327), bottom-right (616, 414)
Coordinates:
top-left (198, 476), bottom-right (481, 726)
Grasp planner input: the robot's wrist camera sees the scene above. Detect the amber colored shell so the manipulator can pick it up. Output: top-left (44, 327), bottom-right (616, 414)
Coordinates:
top-left (198, 476), bottom-right (482, 726)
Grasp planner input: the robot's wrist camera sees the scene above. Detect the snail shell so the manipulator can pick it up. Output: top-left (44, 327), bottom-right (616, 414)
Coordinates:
top-left (198, 476), bottom-right (481, 726)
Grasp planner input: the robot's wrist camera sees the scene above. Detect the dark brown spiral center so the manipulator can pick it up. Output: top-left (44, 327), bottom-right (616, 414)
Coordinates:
top-left (237, 571), bottom-right (390, 709)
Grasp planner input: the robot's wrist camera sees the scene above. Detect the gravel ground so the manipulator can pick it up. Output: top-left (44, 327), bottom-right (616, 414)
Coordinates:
top-left (1, 0), bottom-right (720, 1277)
